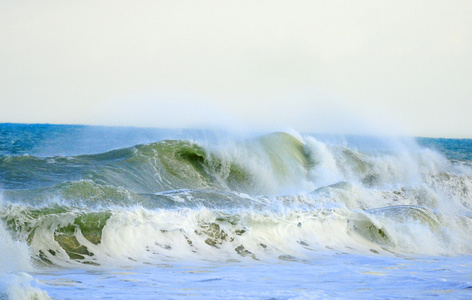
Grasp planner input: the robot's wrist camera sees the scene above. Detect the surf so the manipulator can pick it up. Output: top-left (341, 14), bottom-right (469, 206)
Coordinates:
top-left (1, 128), bottom-right (472, 271)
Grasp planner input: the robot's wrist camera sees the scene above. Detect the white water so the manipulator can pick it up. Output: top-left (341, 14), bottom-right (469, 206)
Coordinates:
top-left (0, 218), bottom-right (50, 299)
top-left (1, 132), bottom-right (472, 298)
top-left (31, 255), bottom-right (472, 299)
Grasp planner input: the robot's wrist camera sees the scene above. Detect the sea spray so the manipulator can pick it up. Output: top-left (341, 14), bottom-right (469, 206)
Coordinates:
top-left (0, 199), bottom-right (50, 299)
top-left (1, 124), bottom-right (472, 298)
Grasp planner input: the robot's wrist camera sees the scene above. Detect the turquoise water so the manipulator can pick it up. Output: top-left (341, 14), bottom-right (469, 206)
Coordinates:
top-left (1, 123), bottom-right (472, 299)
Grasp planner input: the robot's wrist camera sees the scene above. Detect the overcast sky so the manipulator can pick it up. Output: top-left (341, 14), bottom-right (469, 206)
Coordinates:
top-left (1, 0), bottom-right (471, 138)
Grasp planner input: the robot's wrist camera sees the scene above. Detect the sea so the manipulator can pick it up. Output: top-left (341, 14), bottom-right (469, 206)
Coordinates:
top-left (0, 123), bottom-right (471, 299)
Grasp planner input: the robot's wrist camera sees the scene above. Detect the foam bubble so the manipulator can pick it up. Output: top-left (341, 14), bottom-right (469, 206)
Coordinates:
top-left (0, 273), bottom-right (51, 300)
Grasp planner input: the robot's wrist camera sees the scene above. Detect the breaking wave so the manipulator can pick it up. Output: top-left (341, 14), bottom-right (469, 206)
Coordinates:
top-left (1, 131), bottom-right (472, 269)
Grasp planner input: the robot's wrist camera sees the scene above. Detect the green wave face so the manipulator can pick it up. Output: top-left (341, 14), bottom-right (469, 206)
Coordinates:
top-left (1, 202), bottom-right (465, 266)
top-left (0, 132), bottom-right (310, 196)
top-left (1, 205), bottom-right (111, 265)
top-left (2, 130), bottom-right (472, 264)
top-left (122, 139), bottom-right (255, 193)
top-left (150, 132), bottom-right (310, 194)
top-left (348, 205), bottom-right (445, 254)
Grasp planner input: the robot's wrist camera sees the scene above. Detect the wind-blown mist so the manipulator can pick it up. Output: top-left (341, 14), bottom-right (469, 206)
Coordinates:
top-left (91, 88), bottom-right (410, 138)
top-left (1, 0), bottom-right (471, 137)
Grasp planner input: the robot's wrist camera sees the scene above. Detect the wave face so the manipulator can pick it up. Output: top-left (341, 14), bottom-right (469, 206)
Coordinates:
top-left (1, 124), bottom-right (472, 269)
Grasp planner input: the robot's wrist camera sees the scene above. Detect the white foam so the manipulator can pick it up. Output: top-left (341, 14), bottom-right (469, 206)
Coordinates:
top-left (0, 199), bottom-right (50, 299)
top-left (0, 273), bottom-right (51, 300)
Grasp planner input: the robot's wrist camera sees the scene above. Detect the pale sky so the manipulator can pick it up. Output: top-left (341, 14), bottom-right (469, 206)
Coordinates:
top-left (1, 0), bottom-right (471, 138)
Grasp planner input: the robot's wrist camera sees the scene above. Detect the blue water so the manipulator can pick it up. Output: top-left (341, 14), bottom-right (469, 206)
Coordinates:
top-left (1, 123), bottom-right (472, 299)
top-left (31, 256), bottom-right (472, 299)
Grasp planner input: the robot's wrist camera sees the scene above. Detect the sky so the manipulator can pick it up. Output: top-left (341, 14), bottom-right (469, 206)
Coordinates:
top-left (0, 0), bottom-right (471, 138)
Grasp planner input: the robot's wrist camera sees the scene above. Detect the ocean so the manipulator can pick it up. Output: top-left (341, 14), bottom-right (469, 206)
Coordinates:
top-left (0, 123), bottom-right (471, 299)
